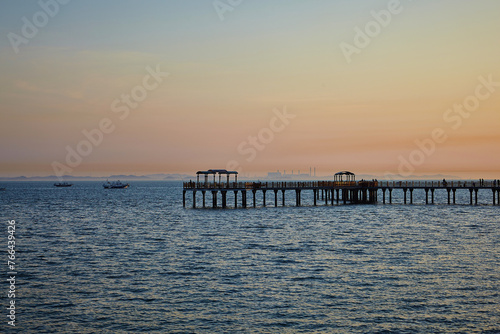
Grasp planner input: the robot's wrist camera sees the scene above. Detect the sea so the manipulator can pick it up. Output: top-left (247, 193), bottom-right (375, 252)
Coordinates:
top-left (0, 181), bottom-right (499, 333)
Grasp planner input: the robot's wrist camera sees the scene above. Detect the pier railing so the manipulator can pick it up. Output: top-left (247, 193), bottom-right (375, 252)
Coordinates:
top-left (184, 180), bottom-right (497, 190)
top-left (378, 180), bottom-right (495, 188)
top-left (183, 181), bottom-right (361, 190)
top-left (248, 181), bottom-right (360, 188)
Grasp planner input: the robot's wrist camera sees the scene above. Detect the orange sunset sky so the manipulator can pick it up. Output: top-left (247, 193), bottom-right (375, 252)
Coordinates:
top-left (1, 0), bottom-right (499, 179)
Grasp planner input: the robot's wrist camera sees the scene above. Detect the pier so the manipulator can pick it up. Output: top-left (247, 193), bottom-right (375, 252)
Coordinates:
top-left (183, 170), bottom-right (500, 208)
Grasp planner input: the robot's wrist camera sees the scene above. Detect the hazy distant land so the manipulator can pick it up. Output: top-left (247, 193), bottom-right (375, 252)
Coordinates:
top-left (0, 173), bottom-right (462, 182)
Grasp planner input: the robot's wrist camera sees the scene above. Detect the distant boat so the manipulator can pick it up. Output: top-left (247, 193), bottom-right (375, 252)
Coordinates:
top-left (0, 187), bottom-right (5, 191)
top-left (103, 180), bottom-right (129, 189)
top-left (54, 182), bottom-right (73, 187)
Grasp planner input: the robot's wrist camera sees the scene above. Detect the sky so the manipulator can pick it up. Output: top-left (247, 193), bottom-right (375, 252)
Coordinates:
top-left (1, 0), bottom-right (499, 179)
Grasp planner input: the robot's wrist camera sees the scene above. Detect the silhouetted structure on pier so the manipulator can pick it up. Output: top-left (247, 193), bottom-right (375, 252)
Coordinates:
top-left (183, 170), bottom-right (500, 209)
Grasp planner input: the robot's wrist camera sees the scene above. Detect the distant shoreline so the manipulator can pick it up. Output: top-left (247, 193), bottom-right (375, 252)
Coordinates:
top-left (0, 174), bottom-right (485, 182)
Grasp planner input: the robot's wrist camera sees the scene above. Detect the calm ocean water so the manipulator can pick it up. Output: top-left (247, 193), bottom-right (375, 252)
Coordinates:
top-left (1, 181), bottom-right (499, 333)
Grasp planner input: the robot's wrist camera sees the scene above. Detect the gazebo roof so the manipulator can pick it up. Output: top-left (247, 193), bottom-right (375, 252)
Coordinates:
top-left (197, 169), bottom-right (238, 175)
top-left (335, 171), bottom-right (355, 176)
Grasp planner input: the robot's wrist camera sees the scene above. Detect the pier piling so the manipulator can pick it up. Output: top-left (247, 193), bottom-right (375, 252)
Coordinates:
top-left (212, 191), bottom-right (217, 208)
top-left (222, 191), bottom-right (227, 208)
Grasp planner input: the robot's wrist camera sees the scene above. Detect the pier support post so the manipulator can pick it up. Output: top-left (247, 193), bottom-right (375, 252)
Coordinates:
top-left (274, 189), bottom-right (278, 207)
top-left (431, 188), bottom-right (435, 204)
top-left (382, 188), bottom-right (386, 204)
top-left (321, 189), bottom-right (324, 200)
top-left (313, 189), bottom-right (317, 206)
top-left (447, 188), bottom-right (451, 204)
top-left (252, 190), bottom-right (257, 208)
top-left (295, 189), bottom-right (301, 206)
top-left (325, 189), bottom-right (328, 206)
top-left (409, 188), bottom-right (413, 204)
top-left (492, 189), bottom-right (495, 205)
top-left (469, 188), bottom-right (473, 205)
top-left (263, 190), bottom-right (267, 207)
top-left (343, 189), bottom-right (347, 204)
top-left (234, 191), bottom-right (238, 208)
top-left (202, 191), bottom-right (206, 208)
top-left (425, 188), bottom-right (429, 204)
top-left (474, 189), bottom-right (478, 205)
top-left (370, 189), bottom-right (377, 203)
top-left (212, 191), bottom-right (217, 208)
top-left (193, 191), bottom-right (197, 208)
top-left (403, 188), bottom-right (407, 204)
top-left (242, 190), bottom-right (247, 208)
top-left (452, 189), bottom-right (456, 204)
top-left (389, 188), bottom-right (392, 204)
top-left (336, 189), bottom-right (340, 203)
top-left (331, 189), bottom-right (334, 205)
top-left (221, 191), bottom-right (227, 209)
top-left (282, 190), bottom-right (286, 206)
top-left (183, 190), bottom-right (186, 208)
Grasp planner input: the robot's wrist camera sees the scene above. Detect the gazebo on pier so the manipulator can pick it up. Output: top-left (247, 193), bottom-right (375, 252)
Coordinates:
top-left (334, 171), bottom-right (356, 186)
top-left (196, 169), bottom-right (238, 187)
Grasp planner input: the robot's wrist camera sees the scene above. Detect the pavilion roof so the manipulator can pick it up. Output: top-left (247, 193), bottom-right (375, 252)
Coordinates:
top-left (334, 171), bottom-right (355, 176)
top-left (197, 169), bottom-right (238, 175)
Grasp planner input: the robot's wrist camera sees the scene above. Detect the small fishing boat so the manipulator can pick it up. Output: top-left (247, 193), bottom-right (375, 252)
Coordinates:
top-left (54, 182), bottom-right (73, 187)
top-left (103, 180), bottom-right (129, 189)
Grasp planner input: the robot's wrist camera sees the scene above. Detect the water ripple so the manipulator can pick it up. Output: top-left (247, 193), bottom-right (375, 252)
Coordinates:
top-left (0, 181), bottom-right (499, 333)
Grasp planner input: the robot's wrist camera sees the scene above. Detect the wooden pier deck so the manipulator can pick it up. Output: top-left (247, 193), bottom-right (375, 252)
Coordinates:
top-left (183, 180), bottom-right (500, 208)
